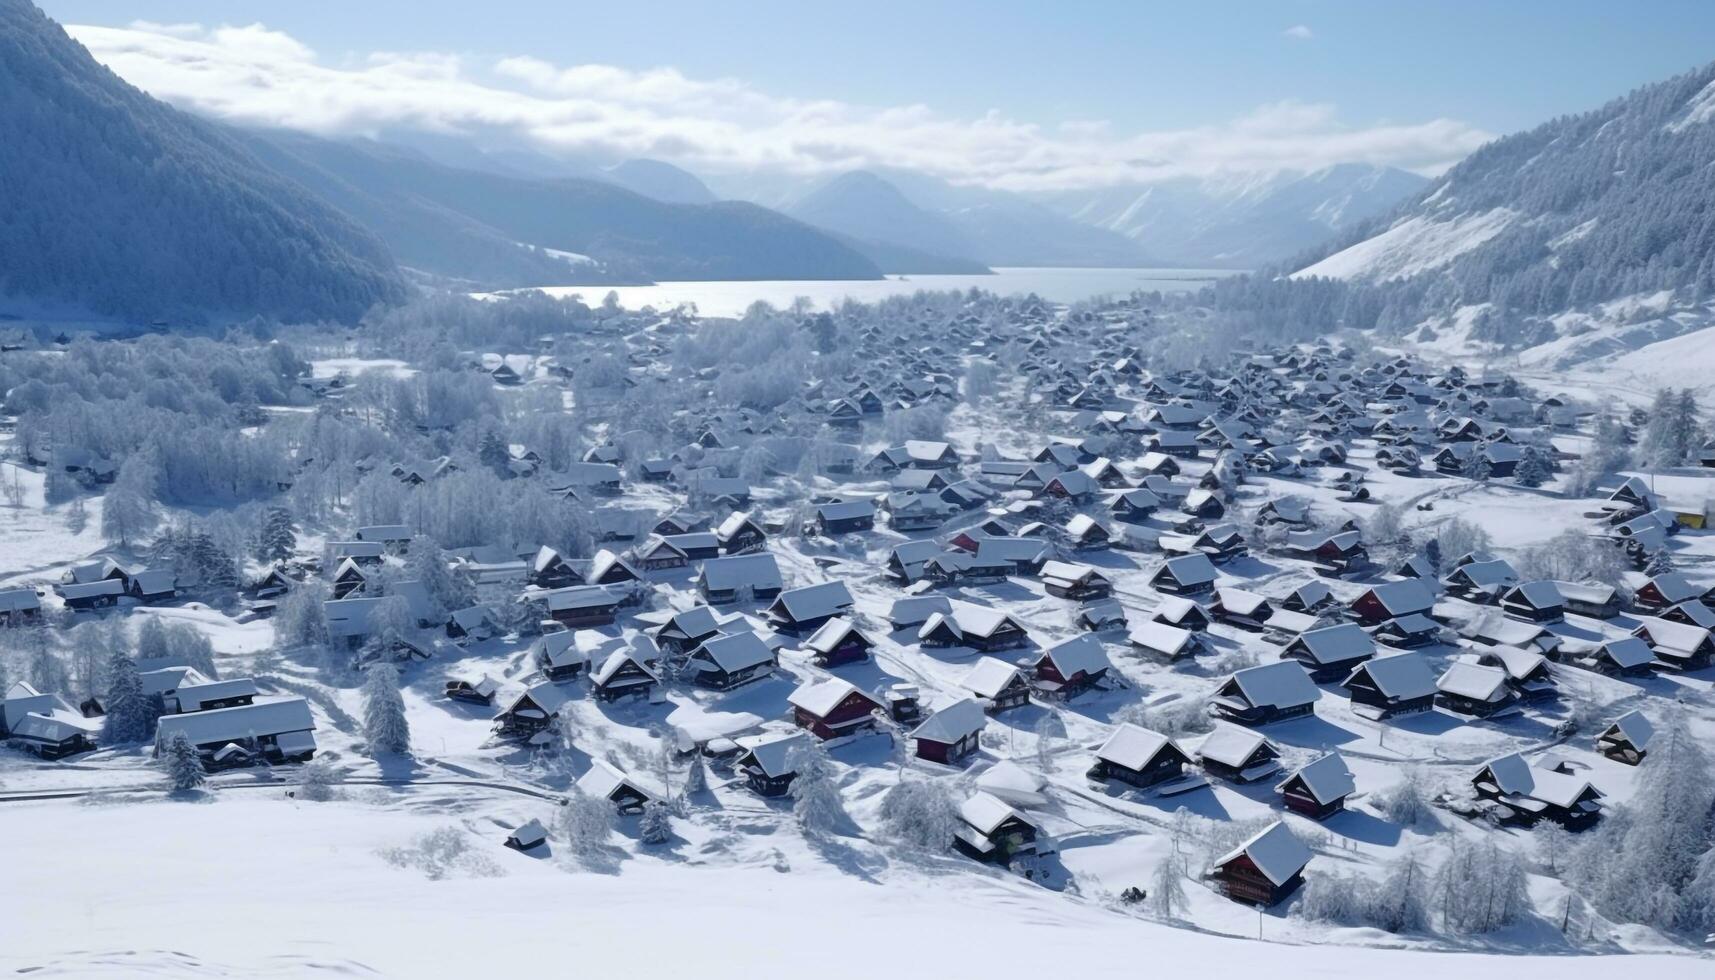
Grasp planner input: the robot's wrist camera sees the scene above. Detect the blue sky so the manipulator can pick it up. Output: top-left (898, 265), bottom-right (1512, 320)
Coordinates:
top-left (39, 0), bottom-right (1715, 188)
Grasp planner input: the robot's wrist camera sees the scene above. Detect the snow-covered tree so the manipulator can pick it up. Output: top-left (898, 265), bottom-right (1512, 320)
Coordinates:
top-left (161, 731), bottom-right (206, 792)
top-left (1569, 710), bottom-right (1714, 932)
top-left (296, 758), bottom-right (338, 802)
top-left (102, 445), bottom-right (162, 546)
top-left (1514, 446), bottom-right (1552, 488)
top-left (254, 506), bottom-right (297, 563)
top-left (101, 649), bottom-right (155, 743)
top-left (1372, 853), bottom-right (1430, 933)
top-left (1150, 858), bottom-right (1187, 920)
top-left (638, 801), bottom-right (674, 845)
top-left (682, 752), bottom-right (708, 799)
top-left (274, 581), bottom-right (330, 649)
top-left (788, 740), bottom-right (848, 835)
top-left (361, 663), bottom-right (411, 755)
top-left (558, 787), bottom-right (614, 856)
top-left (1434, 838), bottom-right (1529, 934)
top-left (877, 776), bottom-right (959, 852)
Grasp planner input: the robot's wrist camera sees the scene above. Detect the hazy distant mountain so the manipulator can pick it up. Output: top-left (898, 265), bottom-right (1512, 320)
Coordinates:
top-left (781, 169), bottom-right (1156, 270)
top-left (0, 0), bottom-right (403, 322)
top-left (1046, 165), bottom-right (1429, 268)
top-left (787, 172), bottom-right (978, 263)
top-left (604, 159), bottom-right (718, 205)
top-left (245, 132), bottom-right (881, 285)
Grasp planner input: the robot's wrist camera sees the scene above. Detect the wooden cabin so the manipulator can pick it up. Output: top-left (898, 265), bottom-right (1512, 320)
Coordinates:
top-left (1341, 652), bottom-right (1437, 718)
top-left (788, 678), bottom-right (883, 740)
top-left (911, 698), bottom-right (987, 765)
top-left (1210, 822), bottom-right (1311, 906)
top-left (1274, 753), bottom-right (1355, 820)
top-left (1087, 724), bottom-right (1191, 789)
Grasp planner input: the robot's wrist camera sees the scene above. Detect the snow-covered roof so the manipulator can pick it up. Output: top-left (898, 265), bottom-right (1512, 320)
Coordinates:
top-left (1216, 588), bottom-right (1270, 617)
top-left (1361, 578), bottom-right (1435, 615)
top-left (804, 617), bottom-right (868, 654)
top-left (577, 759), bottom-right (649, 801)
top-left (735, 731), bottom-right (810, 778)
top-left (1226, 661), bottom-right (1318, 709)
top-left (1286, 622), bottom-right (1374, 664)
top-left (1436, 662), bottom-right (1510, 701)
top-left (889, 595), bottom-right (952, 627)
top-left (771, 581), bottom-right (855, 622)
top-left (1128, 620), bottom-right (1194, 656)
top-left (155, 697), bottom-right (315, 746)
top-left (911, 698), bottom-right (988, 744)
top-left (1038, 635), bottom-right (1109, 678)
top-left (958, 791), bottom-right (1025, 836)
top-left (960, 657), bottom-right (1023, 700)
top-left (1348, 652), bottom-right (1437, 699)
top-left (1603, 710), bottom-right (1655, 749)
top-left (172, 678), bottom-right (260, 712)
top-left (975, 759), bottom-right (1047, 807)
top-left (1277, 752), bottom-right (1355, 804)
top-left (1196, 724), bottom-right (1273, 769)
top-left (1094, 723), bottom-right (1181, 771)
top-left (698, 554), bottom-right (784, 593)
top-left (693, 631), bottom-right (775, 672)
top-left (787, 677), bottom-right (866, 718)
top-left (1215, 821), bottom-right (1311, 887)
top-left (1597, 636), bottom-right (1656, 669)
top-left (1157, 553), bottom-right (1217, 586)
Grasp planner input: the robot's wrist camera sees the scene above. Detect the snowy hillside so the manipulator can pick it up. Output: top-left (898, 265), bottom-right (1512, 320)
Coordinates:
top-left (1048, 165), bottom-right (1429, 268)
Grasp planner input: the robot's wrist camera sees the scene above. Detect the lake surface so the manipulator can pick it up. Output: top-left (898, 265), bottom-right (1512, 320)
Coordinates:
top-left (500, 267), bottom-right (1237, 318)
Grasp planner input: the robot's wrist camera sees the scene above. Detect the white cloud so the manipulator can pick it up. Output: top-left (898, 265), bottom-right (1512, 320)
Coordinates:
top-left (67, 21), bottom-right (1488, 190)
top-left (1283, 25), bottom-right (1314, 41)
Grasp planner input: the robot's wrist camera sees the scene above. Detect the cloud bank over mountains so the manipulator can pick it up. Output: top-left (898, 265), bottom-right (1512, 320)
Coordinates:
top-left (70, 19), bottom-right (1493, 191)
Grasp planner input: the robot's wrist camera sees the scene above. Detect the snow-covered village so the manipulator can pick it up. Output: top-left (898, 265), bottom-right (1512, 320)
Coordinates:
top-left (3, 283), bottom-right (1715, 974)
top-left (8, 1), bottom-right (1715, 975)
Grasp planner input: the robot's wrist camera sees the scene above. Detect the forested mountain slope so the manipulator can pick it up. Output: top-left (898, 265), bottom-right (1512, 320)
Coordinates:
top-left (1283, 61), bottom-right (1715, 345)
top-left (249, 132), bottom-right (883, 286)
top-left (0, 0), bottom-right (404, 323)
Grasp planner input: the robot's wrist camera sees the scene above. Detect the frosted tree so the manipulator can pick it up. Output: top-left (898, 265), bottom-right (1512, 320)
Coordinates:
top-left (558, 787), bottom-right (614, 857)
top-left (361, 663), bottom-right (412, 756)
top-left (364, 594), bottom-right (417, 662)
top-left (788, 740), bottom-right (848, 835)
top-left (1459, 449), bottom-right (1493, 482)
top-left (1034, 710), bottom-right (1067, 772)
top-left (1150, 858), bottom-right (1188, 920)
top-left (1434, 838), bottom-right (1529, 934)
top-left (682, 752), bottom-right (708, 799)
top-left (1514, 447), bottom-right (1552, 488)
top-left (404, 535), bottom-right (472, 618)
top-left (102, 445), bottom-right (162, 546)
top-left (1434, 518), bottom-right (1492, 567)
top-left (161, 731), bottom-right (206, 792)
top-left (479, 429), bottom-right (512, 477)
top-left (1569, 710), bottom-right (1714, 931)
top-left (638, 801), bottom-right (674, 845)
top-left (296, 758), bottom-right (338, 802)
top-left (1372, 853), bottom-right (1430, 933)
top-left (101, 649), bottom-right (156, 743)
top-left (254, 506), bottom-right (297, 563)
top-left (876, 776), bottom-right (959, 852)
top-left (273, 581), bottom-right (330, 649)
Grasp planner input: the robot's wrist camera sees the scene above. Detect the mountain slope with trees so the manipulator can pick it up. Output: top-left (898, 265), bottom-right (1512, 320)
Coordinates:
top-left (0, 0), bottom-right (405, 323)
top-left (247, 131), bottom-right (882, 286)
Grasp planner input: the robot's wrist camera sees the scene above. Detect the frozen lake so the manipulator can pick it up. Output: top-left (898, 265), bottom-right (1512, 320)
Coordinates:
top-left (489, 266), bottom-right (1237, 317)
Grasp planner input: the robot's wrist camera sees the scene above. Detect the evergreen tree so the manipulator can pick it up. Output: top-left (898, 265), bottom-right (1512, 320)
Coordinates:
top-left (788, 740), bottom-right (848, 835)
top-left (361, 663), bottom-right (411, 755)
top-left (682, 753), bottom-right (708, 798)
top-left (1514, 446), bottom-right (1552, 487)
top-left (254, 506), bottom-right (297, 563)
top-left (638, 801), bottom-right (673, 845)
top-left (102, 649), bottom-right (156, 743)
top-left (162, 730), bottom-right (206, 792)
top-left (404, 536), bottom-right (471, 619)
top-left (1460, 449), bottom-right (1493, 482)
top-left (479, 429), bottom-right (512, 477)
